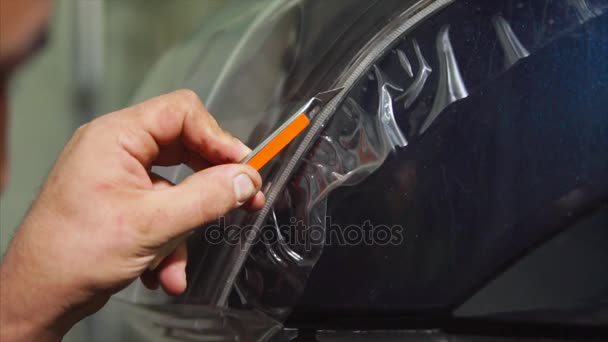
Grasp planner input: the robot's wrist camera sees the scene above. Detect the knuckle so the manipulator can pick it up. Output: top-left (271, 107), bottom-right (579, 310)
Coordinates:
top-left (83, 117), bottom-right (112, 137)
top-left (175, 89), bottom-right (201, 107)
top-left (73, 123), bottom-right (90, 140)
top-left (79, 122), bottom-right (100, 141)
top-left (75, 122), bottom-right (90, 133)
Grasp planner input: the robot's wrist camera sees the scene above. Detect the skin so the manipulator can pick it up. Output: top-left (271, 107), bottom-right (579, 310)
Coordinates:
top-left (0, 2), bottom-right (265, 341)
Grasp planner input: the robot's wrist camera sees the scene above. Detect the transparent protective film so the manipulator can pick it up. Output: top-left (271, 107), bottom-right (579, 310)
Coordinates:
top-left (231, 0), bottom-right (454, 318)
top-left (234, 0), bottom-right (608, 321)
top-left (117, 0), bottom-right (608, 340)
top-left (233, 94), bottom-right (412, 317)
top-left (156, 0), bottom-right (456, 323)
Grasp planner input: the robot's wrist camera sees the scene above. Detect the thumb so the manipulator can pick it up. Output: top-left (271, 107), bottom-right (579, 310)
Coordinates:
top-left (145, 164), bottom-right (262, 241)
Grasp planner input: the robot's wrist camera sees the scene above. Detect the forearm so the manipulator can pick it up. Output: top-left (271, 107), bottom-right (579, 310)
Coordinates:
top-left (0, 236), bottom-right (75, 342)
top-left (0, 296), bottom-right (63, 342)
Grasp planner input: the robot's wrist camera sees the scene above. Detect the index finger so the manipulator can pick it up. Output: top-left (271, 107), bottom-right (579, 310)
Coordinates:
top-left (119, 89), bottom-right (251, 167)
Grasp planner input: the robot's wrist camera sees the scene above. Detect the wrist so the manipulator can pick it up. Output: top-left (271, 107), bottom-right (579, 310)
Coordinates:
top-left (0, 234), bottom-right (80, 341)
top-left (0, 265), bottom-right (67, 342)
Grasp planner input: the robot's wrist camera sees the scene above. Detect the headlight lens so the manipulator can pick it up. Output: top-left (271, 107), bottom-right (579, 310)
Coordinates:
top-left (121, 0), bottom-right (608, 339)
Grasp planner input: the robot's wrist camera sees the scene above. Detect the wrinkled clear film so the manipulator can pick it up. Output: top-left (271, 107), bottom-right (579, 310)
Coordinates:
top-left (233, 0), bottom-right (454, 318)
top-left (235, 95), bottom-right (412, 316)
top-left (116, 0), bottom-right (608, 339)
top-left (234, 0), bottom-right (608, 321)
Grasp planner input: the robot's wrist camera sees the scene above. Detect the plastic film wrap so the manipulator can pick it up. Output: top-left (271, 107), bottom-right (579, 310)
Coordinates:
top-left (116, 0), bottom-right (607, 340)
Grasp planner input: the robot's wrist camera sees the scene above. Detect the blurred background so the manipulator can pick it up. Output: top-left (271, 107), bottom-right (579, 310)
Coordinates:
top-left (1, 1), bottom-right (275, 340)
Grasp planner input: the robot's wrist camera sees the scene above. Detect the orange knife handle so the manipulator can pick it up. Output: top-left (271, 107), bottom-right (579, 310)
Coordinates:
top-left (247, 113), bottom-right (310, 171)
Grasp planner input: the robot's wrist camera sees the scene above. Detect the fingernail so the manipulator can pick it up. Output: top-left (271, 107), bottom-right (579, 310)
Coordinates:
top-left (233, 174), bottom-right (256, 205)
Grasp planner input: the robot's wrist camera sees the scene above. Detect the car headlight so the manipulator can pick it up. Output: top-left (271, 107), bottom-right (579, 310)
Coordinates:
top-left (120, 0), bottom-right (608, 340)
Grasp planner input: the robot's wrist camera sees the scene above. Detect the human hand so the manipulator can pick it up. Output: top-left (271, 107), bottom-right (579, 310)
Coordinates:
top-left (0, 90), bottom-right (265, 341)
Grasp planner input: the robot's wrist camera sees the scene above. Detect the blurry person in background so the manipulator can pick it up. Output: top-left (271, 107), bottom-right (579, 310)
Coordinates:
top-left (0, 0), bottom-right (53, 191)
top-left (0, 1), bottom-right (265, 341)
